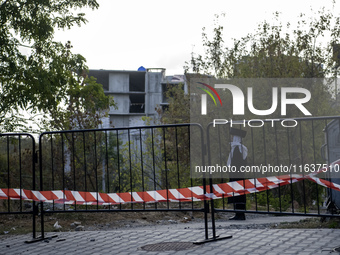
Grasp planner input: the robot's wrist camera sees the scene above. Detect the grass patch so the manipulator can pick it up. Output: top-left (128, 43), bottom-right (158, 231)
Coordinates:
top-left (277, 217), bottom-right (340, 229)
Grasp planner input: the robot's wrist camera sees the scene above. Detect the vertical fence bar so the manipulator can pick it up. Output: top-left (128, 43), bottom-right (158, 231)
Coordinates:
top-left (175, 127), bottom-right (181, 210)
top-left (103, 130), bottom-right (110, 194)
top-left (325, 119), bottom-right (333, 215)
top-left (83, 132), bottom-right (88, 211)
top-left (229, 128), bottom-right (235, 211)
top-left (7, 136), bottom-right (10, 212)
top-left (251, 127), bottom-right (257, 212)
top-left (116, 130), bottom-right (122, 210)
top-left (209, 179), bottom-right (217, 239)
top-left (287, 127), bottom-right (295, 214)
top-left (38, 134), bottom-right (45, 238)
top-left (311, 120), bottom-right (320, 215)
top-left (201, 124), bottom-right (209, 240)
top-left (19, 136), bottom-right (22, 212)
top-left (94, 132), bottom-right (99, 210)
top-left (188, 125), bottom-right (194, 211)
top-left (299, 122), bottom-right (307, 214)
top-left (72, 133), bottom-right (77, 211)
top-left (139, 128), bottom-right (145, 210)
top-left (61, 133), bottom-right (65, 211)
top-left (50, 135), bottom-right (55, 211)
top-left (151, 128), bottom-right (157, 210)
top-left (217, 125), bottom-right (225, 209)
top-left (262, 125), bottom-right (269, 212)
top-left (209, 124), bottom-right (222, 239)
top-left (31, 135), bottom-right (36, 239)
top-left (128, 129), bottom-right (133, 209)
top-left (274, 121), bottom-right (282, 212)
top-left (163, 127), bottom-right (169, 210)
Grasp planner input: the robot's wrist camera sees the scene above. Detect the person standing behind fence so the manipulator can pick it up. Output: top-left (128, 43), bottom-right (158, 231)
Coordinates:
top-left (227, 127), bottom-right (248, 220)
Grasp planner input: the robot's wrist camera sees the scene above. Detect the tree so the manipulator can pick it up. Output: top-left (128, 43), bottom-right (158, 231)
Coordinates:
top-left (158, 83), bottom-right (191, 124)
top-left (185, 9), bottom-right (340, 79)
top-left (184, 7), bottom-right (340, 211)
top-left (0, 0), bottom-right (113, 132)
top-left (41, 69), bottom-right (115, 131)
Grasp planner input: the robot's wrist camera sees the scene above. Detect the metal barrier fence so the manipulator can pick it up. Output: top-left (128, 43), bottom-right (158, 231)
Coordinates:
top-left (37, 124), bottom-right (210, 242)
top-left (1, 117), bottom-right (340, 243)
top-left (206, 116), bottom-right (340, 222)
top-left (39, 124), bottom-right (203, 211)
top-left (0, 133), bottom-right (38, 238)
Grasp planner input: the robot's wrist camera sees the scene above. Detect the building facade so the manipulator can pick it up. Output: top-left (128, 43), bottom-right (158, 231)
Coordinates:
top-left (89, 68), bottom-right (187, 128)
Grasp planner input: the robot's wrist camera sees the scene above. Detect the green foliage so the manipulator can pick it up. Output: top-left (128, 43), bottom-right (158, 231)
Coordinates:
top-left (118, 124), bottom-right (195, 193)
top-left (142, 85), bottom-right (199, 192)
top-left (184, 6), bottom-right (340, 213)
top-left (158, 83), bottom-right (190, 124)
top-left (328, 220), bottom-right (340, 228)
top-left (254, 191), bottom-right (290, 211)
top-left (40, 130), bottom-right (122, 193)
top-left (0, 135), bottom-right (35, 212)
top-left (44, 74), bottom-right (115, 131)
top-left (186, 9), bottom-right (340, 79)
top-left (0, 0), bottom-right (113, 132)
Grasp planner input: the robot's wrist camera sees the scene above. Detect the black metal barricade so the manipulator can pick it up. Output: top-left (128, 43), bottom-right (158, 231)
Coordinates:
top-left (2, 117), bottom-right (340, 243)
top-left (0, 133), bottom-right (37, 239)
top-left (36, 124), bottom-right (213, 242)
top-left (206, 116), bottom-right (340, 226)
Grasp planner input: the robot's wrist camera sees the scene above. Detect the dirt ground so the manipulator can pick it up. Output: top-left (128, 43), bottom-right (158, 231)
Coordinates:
top-left (1, 211), bottom-right (340, 236)
top-left (0, 211), bottom-right (203, 235)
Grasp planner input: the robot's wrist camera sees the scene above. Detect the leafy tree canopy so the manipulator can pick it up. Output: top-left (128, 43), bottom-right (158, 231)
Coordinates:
top-left (0, 0), bottom-right (113, 132)
top-left (185, 7), bottom-right (340, 79)
top-left (179, 5), bottom-right (340, 124)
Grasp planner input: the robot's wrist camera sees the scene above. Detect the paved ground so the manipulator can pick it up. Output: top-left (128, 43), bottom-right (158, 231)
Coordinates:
top-left (1, 216), bottom-right (340, 255)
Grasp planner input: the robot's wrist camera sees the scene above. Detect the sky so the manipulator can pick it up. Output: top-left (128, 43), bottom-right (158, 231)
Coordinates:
top-left (54, 0), bottom-right (338, 76)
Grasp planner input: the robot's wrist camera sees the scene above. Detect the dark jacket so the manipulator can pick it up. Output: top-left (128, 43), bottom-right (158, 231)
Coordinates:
top-left (228, 146), bottom-right (247, 204)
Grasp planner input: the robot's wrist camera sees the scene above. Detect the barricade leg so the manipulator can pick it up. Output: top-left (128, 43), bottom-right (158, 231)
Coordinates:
top-left (194, 178), bottom-right (233, 244)
top-left (25, 202), bottom-right (58, 243)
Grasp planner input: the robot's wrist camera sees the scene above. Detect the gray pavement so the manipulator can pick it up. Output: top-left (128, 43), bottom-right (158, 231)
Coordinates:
top-left (1, 216), bottom-right (340, 255)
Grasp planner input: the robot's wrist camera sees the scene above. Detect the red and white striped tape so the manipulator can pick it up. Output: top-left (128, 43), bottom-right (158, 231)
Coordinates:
top-left (1, 160), bottom-right (340, 205)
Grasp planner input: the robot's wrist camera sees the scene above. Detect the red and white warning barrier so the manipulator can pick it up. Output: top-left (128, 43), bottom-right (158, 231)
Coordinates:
top-left (1, 160), bottom-right (340, 205)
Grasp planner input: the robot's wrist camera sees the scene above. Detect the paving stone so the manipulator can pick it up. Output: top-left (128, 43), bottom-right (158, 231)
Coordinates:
top-left (283, 250), bottom-right (303, 254)
top-left (302, 248), bottom-right (322, 253)
top-left (1, 226), bottom-right (340, 255)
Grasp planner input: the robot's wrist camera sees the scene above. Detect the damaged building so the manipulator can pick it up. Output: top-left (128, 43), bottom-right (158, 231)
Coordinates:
top-left (89, 67), bottom-right (187, 128)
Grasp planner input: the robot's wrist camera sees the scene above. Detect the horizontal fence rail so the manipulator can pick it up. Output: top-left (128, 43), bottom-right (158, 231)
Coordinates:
top-left (206, 116), bottom-right (340, 218)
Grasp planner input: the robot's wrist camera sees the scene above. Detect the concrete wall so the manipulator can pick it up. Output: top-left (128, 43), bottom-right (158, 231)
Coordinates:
top-left (94, 69), bottom-right (169, 128)
top-left (100, 116), bottom-right (110, 128)
top-left (110, 115), bottom-right (147, 128)
top-left (147, 72), bottom-right (162, 93)
top-left (146, 72), bottom-right (163, 115)
top-left (110, 115), bottom-right (129, 128)
top-left (147, 93), bottom-right (162, 114)
top-left (109, 73), bottom-right (129, 92)
top-left (129, 116), bottom-right (146, 127)
top-left (109, 94), bottom-right (130, 114)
